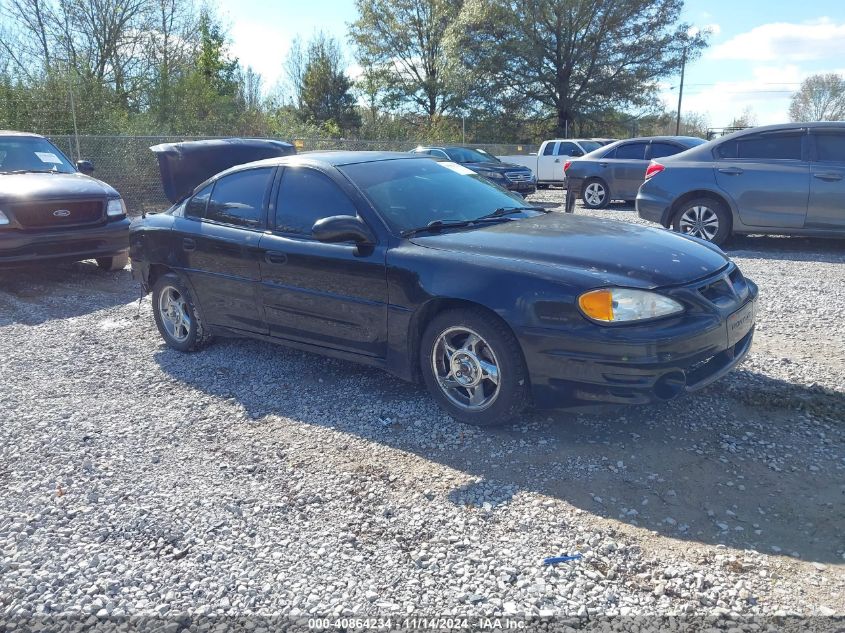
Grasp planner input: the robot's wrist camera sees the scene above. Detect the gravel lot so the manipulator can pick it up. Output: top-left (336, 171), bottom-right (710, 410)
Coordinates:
top-left (1, 190), bottom-right (844, 628)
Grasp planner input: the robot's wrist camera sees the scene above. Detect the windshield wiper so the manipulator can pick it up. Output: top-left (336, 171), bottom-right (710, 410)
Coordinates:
top-left (474, 205), bottom-right (551, 221)
top-left (400, 218), bottom-right (476, 237)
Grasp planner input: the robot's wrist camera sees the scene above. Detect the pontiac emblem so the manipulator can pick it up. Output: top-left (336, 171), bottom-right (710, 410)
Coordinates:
top-left (53, 209), bottom-right (71, 217)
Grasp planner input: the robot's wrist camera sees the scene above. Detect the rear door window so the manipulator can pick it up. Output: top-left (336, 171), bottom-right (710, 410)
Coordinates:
top-left (614, 143), bottom-right (647, 160)
top-left (649, 142), bottom-right (684, 159)
top-left (814, 133), bottom-right (845, 163)
top-left (718, 133), bottom-right (803, 160)
top-left (205, 167), bottom-right (274, 229)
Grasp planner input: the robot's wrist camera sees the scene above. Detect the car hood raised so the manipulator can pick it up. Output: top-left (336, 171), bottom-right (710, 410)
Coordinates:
top-left (0, 172), bottom-right (118, 203)
top-left (150, 138), bottom-right (296, 203)
top-left (410, 213), bottom-right (728, 288)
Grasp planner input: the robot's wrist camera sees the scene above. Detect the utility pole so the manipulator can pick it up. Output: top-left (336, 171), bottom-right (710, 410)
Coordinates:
top-left (675, 45), bottom-right (687, 136)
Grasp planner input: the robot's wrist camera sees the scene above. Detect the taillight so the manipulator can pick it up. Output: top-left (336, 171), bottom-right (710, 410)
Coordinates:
top-left (563, 160), bottom-right (572, 172)
top-left (644, 161), bottom-right (664, 180)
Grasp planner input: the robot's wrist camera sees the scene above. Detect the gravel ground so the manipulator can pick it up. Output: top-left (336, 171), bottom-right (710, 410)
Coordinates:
top-left (1, 191), bottom-right (844, 629)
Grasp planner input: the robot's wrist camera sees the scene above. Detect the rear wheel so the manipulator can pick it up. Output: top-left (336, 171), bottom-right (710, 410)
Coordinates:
top-left (96, 252), bottom-right (129, 271)
top-left (672, 197), bottom-right (731, 245)
top-left (420, 308), bottom-right (530, 426)
top-left (152, 273), bottom-right (212, 352)
top-left (582, 179), bottom-right (609, 209)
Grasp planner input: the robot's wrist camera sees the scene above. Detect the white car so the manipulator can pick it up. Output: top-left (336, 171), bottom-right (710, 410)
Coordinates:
top-left (499, 139), bottom-right (605, 187)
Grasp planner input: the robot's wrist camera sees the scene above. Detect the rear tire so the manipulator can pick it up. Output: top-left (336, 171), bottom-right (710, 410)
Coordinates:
top-left (582, 178), bottom-right (609, 209)
top-left (96, 252), bottom-right (129, 271)
top-left (151, 273), bottom-right (212, 352)
top-left (672, 197), bottom-right (732, 245)
top-left (420, 308), bottom-right (530, 426)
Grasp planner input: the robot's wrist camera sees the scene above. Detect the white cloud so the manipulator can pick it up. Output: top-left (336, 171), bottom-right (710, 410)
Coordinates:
top-left (229, 20), bottom-right (295, 91)
top-left (711, 18), bottom-right (845, 62)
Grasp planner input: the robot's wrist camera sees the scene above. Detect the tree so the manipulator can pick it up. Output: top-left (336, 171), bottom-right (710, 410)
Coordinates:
top-left (452, 0), bottom-right (708, 136)
top-left (349, 0), bottom-right (466, 122)
top-left (789, 73), bottom-right (845, 123)
top-left (729, 106), bottom-right (757, 129)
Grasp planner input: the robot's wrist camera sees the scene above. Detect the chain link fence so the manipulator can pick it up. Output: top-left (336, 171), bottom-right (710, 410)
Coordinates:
top-left (44, 135), bottom-right (538, 217)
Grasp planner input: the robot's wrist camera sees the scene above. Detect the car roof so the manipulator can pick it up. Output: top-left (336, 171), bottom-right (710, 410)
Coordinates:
top-left (212, 151), bottom-right (425, 180)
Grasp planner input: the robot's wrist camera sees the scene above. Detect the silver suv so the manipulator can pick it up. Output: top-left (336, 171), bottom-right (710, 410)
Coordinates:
top-left (637, 122), bottom-right (845, 245)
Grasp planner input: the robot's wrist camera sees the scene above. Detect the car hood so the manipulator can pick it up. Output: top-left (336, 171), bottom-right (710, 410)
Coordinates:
top-left (409, 213), bottom-right (728, 288)
top-left (150, 138), bottom-right (296, 203)
top-left (0, 172), bottom-right (118, 203)
top-left (463, 161), bottom-right (531, 173)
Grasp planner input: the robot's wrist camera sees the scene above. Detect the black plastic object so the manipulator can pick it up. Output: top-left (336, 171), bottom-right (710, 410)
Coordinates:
top-left (150, 138), bottom-right (295, 203)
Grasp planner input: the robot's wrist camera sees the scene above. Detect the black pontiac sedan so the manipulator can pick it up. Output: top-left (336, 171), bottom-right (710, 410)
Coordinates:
top-left (0, 131), bottom-right (129, 269)
top-left (131, 148), bottom-right (757, 425)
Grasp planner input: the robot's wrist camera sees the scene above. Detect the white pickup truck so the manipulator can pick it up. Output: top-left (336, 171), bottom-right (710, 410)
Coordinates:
top-left (499, 139), bottom-right (606, 186)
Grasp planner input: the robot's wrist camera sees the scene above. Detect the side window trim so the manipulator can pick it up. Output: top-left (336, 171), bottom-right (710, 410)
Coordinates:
top-left (185, 181), bottom-right (213, 221)
top-left (432, 149), bottom-right (449, 159)
top-left (197, 167), bottom-right (275, 231)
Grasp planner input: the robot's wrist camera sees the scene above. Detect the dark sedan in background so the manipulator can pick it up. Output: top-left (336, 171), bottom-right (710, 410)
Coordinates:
top-left (564, 136), bottom-right (707, 210)
top-left (131, 143), bottom-right (757, 426)
top-left (410, 145), bottom-right (536, 196)
top-left (0, 131), bottom-right (129, 270)
top-left (637, 122), bottom-right (845, 245)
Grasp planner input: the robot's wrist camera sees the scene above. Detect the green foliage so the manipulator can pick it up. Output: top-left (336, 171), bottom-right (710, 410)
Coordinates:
top-left (789, 74), bottom-right (845, 123)
top-left (297, 35), bottom-right (360, 134)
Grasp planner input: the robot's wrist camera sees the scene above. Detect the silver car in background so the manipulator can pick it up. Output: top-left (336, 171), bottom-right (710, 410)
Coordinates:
top-left (563, 136), bottom-right (706, 209)
top-left (636, 122), bottom-right (845, 245)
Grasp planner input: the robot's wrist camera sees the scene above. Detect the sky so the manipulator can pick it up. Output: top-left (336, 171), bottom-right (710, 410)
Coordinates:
top-left (218, 0), bottom-right (845, 128)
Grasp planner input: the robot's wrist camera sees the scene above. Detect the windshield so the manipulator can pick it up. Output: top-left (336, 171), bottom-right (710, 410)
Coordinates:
top-left (339, 158), bottom-right (541, 233)
top-left (444, 147), bottom-right (498, 163)
top-left (0, 136), bottom-right (76, 174)
top-left (579, 141), bottom-right (602, 153)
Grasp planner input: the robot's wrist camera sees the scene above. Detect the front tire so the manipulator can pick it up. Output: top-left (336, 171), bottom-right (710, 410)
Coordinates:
top-left (151, 273), bottom-right (212, 352)
top-left (96, 252), bottom-right (129, 271)
top-left (672, 197), bottom-right (731, 245)
top-left (420, 308), bottom-right (530, 426)
top-left (582, 178), bottom-right (609, 209)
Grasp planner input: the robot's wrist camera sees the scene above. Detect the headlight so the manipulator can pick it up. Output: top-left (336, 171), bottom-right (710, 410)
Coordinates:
top-left (578, 288), bottom-right (684, 323)
top-left (0, 210), bottom-right (9, 226)
top-left (482, 171), bottom-right (506, 180)
top-left (107, 198), bottom-right (127, 217)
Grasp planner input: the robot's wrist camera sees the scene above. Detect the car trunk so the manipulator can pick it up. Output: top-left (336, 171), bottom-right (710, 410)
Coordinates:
top-left (150, 138), bottom-right (296, 203)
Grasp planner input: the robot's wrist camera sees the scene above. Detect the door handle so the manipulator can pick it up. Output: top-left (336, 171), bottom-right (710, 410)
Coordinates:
top-left (813, 172), bottom-right (843, 182)
top-left (599, 162), bottom-right (608, 167)
top-left (182, 238), bottom-right (196, 251)
top-left (553, 159), bottom-right (560, 163)
top-left (718, 167), bottom-right (744, 175)
top-left (264, 251), bottom-right (287, 265)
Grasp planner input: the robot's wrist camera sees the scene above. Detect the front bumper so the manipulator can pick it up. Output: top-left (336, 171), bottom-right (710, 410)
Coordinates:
top-left (519, 281), bottom-right (758, 408)
top-left (0, 218), bottom-right (130, 266)
top-left (505, 181), bottom-right (537, 195)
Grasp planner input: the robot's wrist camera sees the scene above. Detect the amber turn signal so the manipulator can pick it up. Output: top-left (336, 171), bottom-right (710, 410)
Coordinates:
top-left (578, 289), bottom-right (614, 322)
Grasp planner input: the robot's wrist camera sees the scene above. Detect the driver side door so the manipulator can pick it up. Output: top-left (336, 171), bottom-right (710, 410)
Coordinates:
top-left (257, 166), bottom-right (389, 358)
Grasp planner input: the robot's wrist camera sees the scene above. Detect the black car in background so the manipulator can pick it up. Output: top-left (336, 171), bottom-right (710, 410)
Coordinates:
top-left (564, 136), bottom-right (707, 210)
top-left (410, 146), bottom-right (536, 195)
top-left (0, 131), bottom-right (129, 270)
top-left (637, 122), bottom-right (845, 245)
top-left (131, 144), bottom-right (757, 426)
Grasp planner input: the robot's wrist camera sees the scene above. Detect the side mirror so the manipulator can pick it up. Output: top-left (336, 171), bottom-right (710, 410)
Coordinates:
top-left (76, 160), bottom-right (94, 175)
top-left (571, 149), bottom-right (584, 157)
top-left (312, 215), bottom-right (375, 245)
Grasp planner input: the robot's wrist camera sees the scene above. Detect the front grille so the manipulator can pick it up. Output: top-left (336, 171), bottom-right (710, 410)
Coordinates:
top-left (505, 171), bottom-right (533, 182)
top-left (12, 199), bottom-right (105, 229)
top-left (697, 266), bottom-right (750, 307)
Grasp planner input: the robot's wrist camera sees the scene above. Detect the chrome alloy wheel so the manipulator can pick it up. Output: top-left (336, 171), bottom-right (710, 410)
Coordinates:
top-left (431, 327), bottom-right (501, 411)
top-left (158, 285), bottom-right (192, 343)
top-left (584, 182), bottom-right (606, 206)
top-left (679, 205), bottom-right (719, 241)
